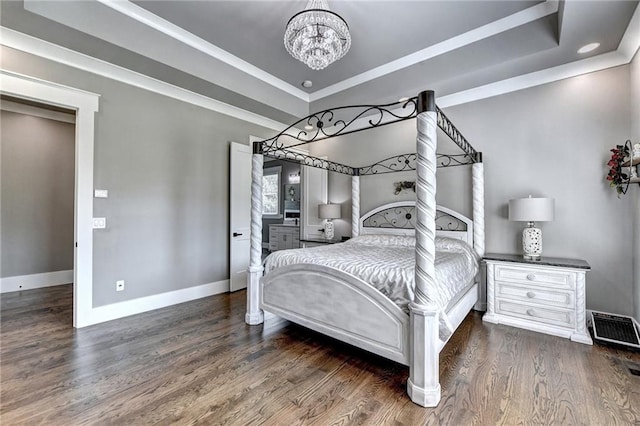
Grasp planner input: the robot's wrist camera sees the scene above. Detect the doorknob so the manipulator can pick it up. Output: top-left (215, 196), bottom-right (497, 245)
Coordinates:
top-left (233, 232), bottom-right (243, 237)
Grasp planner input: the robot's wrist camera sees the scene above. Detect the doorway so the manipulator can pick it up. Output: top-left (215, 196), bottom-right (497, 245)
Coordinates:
top-left (228, 141), bottom-right (328, 294)
top-left (262, 160), bottom-right (302, 254)
top-left (1, 96), bottom-right (76, 303)
top-left (0, 71), bottom-right (99, 327)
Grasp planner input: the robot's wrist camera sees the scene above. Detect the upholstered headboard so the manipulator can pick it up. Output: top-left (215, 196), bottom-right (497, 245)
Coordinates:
top-left (359, 201), bottom-right (474, 246)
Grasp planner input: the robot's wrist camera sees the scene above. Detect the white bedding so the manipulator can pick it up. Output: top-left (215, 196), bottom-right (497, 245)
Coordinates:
top-left (264, 234), bottom-right (479, 339)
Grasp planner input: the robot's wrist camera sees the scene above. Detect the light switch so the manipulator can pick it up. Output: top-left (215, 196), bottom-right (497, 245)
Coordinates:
top-left (92, 217), bottom-right (106, 229)
top-left (94, 189), bottom-right (109, 198)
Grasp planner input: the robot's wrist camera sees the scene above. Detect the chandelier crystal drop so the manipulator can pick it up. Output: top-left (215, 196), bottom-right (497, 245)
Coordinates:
top-left (284, 0), bottom-right (351, 70)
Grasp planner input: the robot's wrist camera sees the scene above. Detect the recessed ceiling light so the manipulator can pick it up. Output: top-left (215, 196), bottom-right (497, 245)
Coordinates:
top-left (398, 97), bottom-right (409, 102)
top-left (304, 124), bottom-right (313, 130)
top-left (578, 43), bottom-right (600, 54)
top-left (302, 80), bottom-right (313, 88)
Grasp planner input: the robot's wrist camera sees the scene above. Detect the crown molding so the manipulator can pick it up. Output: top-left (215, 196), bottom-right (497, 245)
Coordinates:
top-left (96, 0), bottom-right (310, 102)
top-left (319, 46), bottom-right (634, 136)
top-left (437, 51), bottom-right (628, 108)
top-left (309, 1), bottom-right (559, 102)
top-left (96, 0), bottom-right (558, 103)
top-left (0, 27), bottom-right (289, 132)
top-left (27, 0), bottom-right (638, 111)
top-left (618, 2), bottom-right (640, 62)
top-left (439, 3), bottom-right (640, 108)
top-left (2, 0), bottom-right (638, 134)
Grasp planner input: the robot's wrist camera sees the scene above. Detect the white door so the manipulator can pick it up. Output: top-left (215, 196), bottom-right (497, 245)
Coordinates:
top-left (229, 141), bottom-right (252, 292)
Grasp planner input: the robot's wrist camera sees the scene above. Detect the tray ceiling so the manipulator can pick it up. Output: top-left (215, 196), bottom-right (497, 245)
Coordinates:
top-left (1, 0), bottom-right (638, 123)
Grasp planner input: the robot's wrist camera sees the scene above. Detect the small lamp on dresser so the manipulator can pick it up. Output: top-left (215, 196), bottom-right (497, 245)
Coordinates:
top-left (508, 195), bottom-right (554, 259)
top-left (318, 203), bottom-right (341, 240)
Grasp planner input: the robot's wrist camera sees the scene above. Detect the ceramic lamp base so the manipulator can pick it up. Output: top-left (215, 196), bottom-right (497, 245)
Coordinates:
top-left (324, 221), bottom-right (335, 240)
top-left (522, 223), bottom-right (542, 259)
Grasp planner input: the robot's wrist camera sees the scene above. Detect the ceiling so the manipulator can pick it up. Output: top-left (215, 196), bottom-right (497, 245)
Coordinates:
top-left (1, 0), bottom-right (638, 125)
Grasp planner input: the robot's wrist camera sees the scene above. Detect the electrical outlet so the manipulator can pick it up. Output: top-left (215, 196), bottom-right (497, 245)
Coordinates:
top-left (116, 280), bottom-right (125, 291)
top-left (92, 217), bottom-right (106, 229)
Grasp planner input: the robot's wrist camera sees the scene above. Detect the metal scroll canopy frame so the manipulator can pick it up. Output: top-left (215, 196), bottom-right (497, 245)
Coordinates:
top-left (246, 90), bottom-right (487, 408)
top-left (253, 95), bottom-right (483, 175)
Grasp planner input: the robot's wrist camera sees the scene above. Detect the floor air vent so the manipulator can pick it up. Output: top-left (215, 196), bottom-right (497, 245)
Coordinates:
top-left (591, 311), bottom-right (640, 350)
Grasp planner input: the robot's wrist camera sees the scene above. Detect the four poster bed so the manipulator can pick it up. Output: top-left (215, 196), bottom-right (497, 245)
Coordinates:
top-left (245, 91), bottom-right (485, 407)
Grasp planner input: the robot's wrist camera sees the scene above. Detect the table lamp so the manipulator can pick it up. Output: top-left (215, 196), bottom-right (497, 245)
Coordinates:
top-left (508, 195), bottom-right (555, 259)
top-left (318, 203), bottom-right (341, 240)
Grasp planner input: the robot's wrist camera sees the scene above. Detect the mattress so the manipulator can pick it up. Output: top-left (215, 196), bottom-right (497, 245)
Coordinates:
top-left (264, 234), bottom-right (479, 339)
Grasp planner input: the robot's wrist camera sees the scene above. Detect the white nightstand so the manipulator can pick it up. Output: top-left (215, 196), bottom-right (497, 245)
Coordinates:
top-left (482, 253), bottom-right (592, 345)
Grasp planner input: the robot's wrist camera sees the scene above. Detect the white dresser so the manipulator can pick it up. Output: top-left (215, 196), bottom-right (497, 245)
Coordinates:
top-left (269, 225), bottom-right (300, 251)
top-left (482, 254), bottom-right (592, 345)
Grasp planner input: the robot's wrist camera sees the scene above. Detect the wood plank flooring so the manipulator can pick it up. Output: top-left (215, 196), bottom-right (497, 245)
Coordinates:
top-left (2, 284), bottom-right (639, 425)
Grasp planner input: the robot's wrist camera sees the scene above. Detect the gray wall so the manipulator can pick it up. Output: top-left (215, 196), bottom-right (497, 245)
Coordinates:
top-left (261, 159), bottom-right (301, 242)
top-left (1, 110), bottom-right (75, 277)
top-left (314, 65), bottom-right (634, 316)
top-left (310, 122), bottom-right (471, 241)
top-left (1, 46), bottom-right (273, 307)
top-left (631, 50), bottom-right (640, 322)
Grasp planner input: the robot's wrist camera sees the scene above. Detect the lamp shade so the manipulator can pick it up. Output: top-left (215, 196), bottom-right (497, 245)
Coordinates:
top-left (508, 196), bottom-right (554, 222)
top-left (318, 203), bottom-right (341, 220)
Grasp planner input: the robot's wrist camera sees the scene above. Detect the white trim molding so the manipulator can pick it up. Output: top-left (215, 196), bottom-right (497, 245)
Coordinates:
top-left (0, 27), bottom-right (289, 133)
top-left (1, 270), bottom-right (73, 293)
top-left (95, 0), bottom-right (308, 102)
top-left (3, 2), bottom-right (639, 125)
top-left (618, 3), bottom-right (640, 61)
top-left (86, 279), bottom-right (230, 327)
top-left (0, 70), bottom-right (99, 327)
top-left (20, 0), bottom-right (638, 108)
top-left (309, 1), bottom-right (559, 101)
top-left (437, 51), bottom-right (630, 108)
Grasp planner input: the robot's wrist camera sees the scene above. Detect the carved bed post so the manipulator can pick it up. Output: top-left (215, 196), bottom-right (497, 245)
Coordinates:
top-left (352, 172), bottom-right (360, 238)
top-left (408, 90), bottom-right (441, 407)
top-left (472, 157), bottom-right (485, 258)
top-left (246, 141), bottom-right (264, 325)
top-left (472, 158), bottom-right (486, 311)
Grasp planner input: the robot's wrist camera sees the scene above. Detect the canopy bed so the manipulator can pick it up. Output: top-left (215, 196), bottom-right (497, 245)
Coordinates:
top-left (245, 91), bottom-right (485, 407)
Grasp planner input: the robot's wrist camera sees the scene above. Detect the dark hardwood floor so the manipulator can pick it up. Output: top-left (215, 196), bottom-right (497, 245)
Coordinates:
top-left (2, 284), bottom-right (639, 425)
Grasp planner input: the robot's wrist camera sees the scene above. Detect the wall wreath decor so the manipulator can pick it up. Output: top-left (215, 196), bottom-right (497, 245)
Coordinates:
top-left (394, 181), bottom-right (416, 195)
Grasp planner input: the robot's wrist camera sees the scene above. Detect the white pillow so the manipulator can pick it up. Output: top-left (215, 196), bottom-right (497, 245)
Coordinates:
top-left (346, 234), bottom-right (416, 247)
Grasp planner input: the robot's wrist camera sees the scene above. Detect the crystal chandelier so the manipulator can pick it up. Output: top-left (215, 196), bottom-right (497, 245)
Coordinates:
top-left (284, 0), bottom-right (351, 70)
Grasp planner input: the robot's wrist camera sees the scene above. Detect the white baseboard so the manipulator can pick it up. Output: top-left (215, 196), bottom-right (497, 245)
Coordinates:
top-left (1, 270), bottom-right (73, 293)
top-left (81, 279), bottom-right (230, 327)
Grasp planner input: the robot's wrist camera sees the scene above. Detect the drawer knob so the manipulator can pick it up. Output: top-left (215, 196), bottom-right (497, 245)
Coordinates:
top-left (526, 308), bottom-right (536, 316)
top-left (526, 273), bottom-right (536, 281)
top-left (526, 291), bottom-right (536, 299)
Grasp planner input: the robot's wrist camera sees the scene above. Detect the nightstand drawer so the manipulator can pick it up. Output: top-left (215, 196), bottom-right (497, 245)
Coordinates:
top-left (494, 264), bottom-right (574, 289)
top-left (496, 299), bottom-right (575, 329)
top-left (496, 282), bottom-right (574, 309)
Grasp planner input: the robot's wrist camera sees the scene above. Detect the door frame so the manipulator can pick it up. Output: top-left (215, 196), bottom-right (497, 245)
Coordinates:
top-left (0, 70), bottom-right (99, 327)
top-left (229, 141), bottom-right (252, 292)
